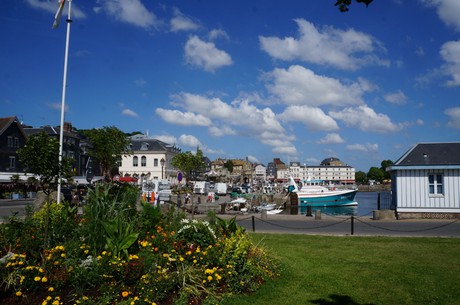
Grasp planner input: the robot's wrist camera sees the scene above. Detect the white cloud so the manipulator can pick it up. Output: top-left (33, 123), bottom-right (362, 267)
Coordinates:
top-left (440, 39), bottom-right (460, 86)
top-left (445, 107), bottom-right (460, 129)
top-left (95, 0), bottom-right (157, 29)
top-left (384, 90), bottom-right (408, 104)
top-left (152, 134), bottom-right (177, 145)
top-left (208, 126), bottom-right (237, 137)
top-left (26, 0), bottom-right (86, 19)
top-left (155, 108), bottom-right (212, 126)
top-left (330, 105), bottom-right (400, 133)
top-left (208, 29), bottom-right (230, 41)
top-left (121, 108), bottom-right (139, 117)
top-left (48, 102), bottom-right (69, 112)
top-left (178, 134), bottom-right (201, 148)
top-left (266, 65), bottom-right (365, 107)
top-left (247, 155), bottom-right (260, 163)
top-left (184, 36), bottom-right (233, 72)
top-left (279, 105), bottom-right (339, 131)
top-left (346, 143), bottom-right (379, 152)
top-left (422, 0), bottom-right (460, 32)
top-left (259, 18), bottom-right (388, 70)
top-left (317, 133), bottom-right (345, 144)
top-left (170, 8), bottom-right (200, 32)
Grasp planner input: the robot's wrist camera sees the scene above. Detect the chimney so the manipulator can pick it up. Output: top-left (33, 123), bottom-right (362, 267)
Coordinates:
top-left (64, 122), bottom-right (72, 132)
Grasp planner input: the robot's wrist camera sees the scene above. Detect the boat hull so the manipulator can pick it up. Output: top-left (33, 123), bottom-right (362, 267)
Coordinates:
top-left (297, 190), bottom-right (358, 207)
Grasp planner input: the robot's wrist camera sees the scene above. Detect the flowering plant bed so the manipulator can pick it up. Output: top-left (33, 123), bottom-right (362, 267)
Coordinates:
top-left (0, 183), bottom-right (278, 305)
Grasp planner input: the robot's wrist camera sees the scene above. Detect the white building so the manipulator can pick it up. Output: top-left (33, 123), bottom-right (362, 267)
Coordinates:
top-left (118, 135), bottom-right (181, 184)
top-left (388, 142), bottom-right (460, 219)
top-left (277, 161), bottom-right (355, 185)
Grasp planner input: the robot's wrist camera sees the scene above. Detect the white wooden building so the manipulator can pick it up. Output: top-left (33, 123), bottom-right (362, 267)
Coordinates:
top-left (388, 142), bottom-right (460, 219)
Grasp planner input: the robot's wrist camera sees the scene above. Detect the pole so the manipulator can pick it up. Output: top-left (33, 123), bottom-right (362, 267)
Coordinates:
top-left (351, 216), bottom-right (354, 235)
top-left (57, 0), bottom-right (72, 204)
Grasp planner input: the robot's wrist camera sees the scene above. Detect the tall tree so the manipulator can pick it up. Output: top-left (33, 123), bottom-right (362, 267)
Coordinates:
top-left (355, 171), bottom-right (368, 185)
top-left (380, 160), bottom-right (393, 180)
top-left (17, 132), bottom-right (74, 196)
top-left (367, 167), bottom-right (384, 183)
top-left (223, 160), bottom-right (234, 173)
top-left (171, 149), bottom-right (205, 181)
top-left (83, 126), bottom-right (131, 180)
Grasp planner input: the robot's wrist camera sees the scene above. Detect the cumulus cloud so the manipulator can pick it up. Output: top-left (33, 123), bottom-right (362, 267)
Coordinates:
top-left (440, 39), bottom-right (460, 86)
top-left (279, 105), bottom-right (339, 131)
top-left (159, 92), bottom-right (296, 158)
top-left (208, 29), bottom-right (230, 41)
top-left (122, 108), bottom-right (139, 117)
top-left (259, 19), bottom-right (388, 70)
top-left (445, 107), bottom-right (460, 129)
top-left (346, 143), bottom-right (379, 152)
top-left (178, 134), bottom-right (201, 148)
top-left (184, 36), bottom-right (233, 72)
top-left (265, 65), bottom-right (365, 107)
top-left (94, 0), bottom-right (157, 29)
top-left (422, 0), bottom-right (460, 32)
top-left (170, 8), bottom-right (200, 32)
top-left (329, 105), bottom-right (400, 133)
top-left (317, 133), bottom-right (345, 144)
top-left (155, 108), bottom-right (212, 126)
top-left (384, 90), bottom-right (408, 104)
top-left (152, 134), bottom-right (177, 145)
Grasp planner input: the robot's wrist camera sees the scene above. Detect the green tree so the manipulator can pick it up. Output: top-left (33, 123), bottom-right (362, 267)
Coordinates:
top-left (335, 0), bottom-right (374, 12)
top-left (380, 160), bottom-right (393, 180)
top-left (367, 166), bottom-right (384, 183)
top-left (223, 159), bottom-right (234, 173)
top-left (171, 149), bottom-right (205, 181)
top-left (17, 132), bottom-right (73, 196)
top-left (355, 171), bottom-right (368, 185)
top-left (83, 126), bottom-right (131, 180)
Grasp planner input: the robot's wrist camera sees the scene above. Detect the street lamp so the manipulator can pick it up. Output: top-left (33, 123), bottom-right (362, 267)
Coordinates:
top-left (160, 158), bottom-right (165, 180)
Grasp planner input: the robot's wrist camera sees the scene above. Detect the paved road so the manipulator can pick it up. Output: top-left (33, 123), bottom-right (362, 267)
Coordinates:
top-left (2, 199), bottom-right (460, 238)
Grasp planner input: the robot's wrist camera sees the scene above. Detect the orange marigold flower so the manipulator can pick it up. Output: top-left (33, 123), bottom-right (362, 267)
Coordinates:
top-left (122, 291), bottom-right (129, 298)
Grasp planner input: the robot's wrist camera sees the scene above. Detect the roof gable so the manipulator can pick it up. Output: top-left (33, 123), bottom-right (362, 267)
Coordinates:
top-left (395, 142), bottom-right (460, 166)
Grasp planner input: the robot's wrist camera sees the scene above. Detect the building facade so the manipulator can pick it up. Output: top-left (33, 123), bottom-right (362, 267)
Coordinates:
top-left (118, 134), bottom-right (181, 184)
top-left (277, 160), bottom-right (355, 185)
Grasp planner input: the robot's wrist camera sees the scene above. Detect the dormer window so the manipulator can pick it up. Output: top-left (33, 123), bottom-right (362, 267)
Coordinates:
top-left (140, 142), bottom-right (149, 150)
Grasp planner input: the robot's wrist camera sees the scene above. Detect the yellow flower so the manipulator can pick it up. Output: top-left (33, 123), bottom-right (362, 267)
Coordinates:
top-left (15, 291), bottom-right (22, 297)
top-left (207, 275), bottom-right (213, 282)
top-left (179, 257), bottom-right (184, 262)
top-left (41, 277), bottom-right (48, 283)
top-left (122, 291), bottom-right (129, 298)
top-left (34, 276), bottom-right (41, 282)
top-left (48, 287), bottom-right (54, 292)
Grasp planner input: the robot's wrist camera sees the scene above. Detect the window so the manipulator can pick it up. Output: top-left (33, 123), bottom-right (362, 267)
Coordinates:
top-left (141, 156), bottom-right (146, 167)
top-left (133, 156), bottom-right (138, 167)
top-left (154, 158), bottom-right (158, 167)
top-left (9, 156), bottom-right (16, 169)
top-left (14, 137), bottom-right (19, 148)
top-left (428, 174), bottom-right (443, 195)
top-left (7, 136), bottom-right (13, 147)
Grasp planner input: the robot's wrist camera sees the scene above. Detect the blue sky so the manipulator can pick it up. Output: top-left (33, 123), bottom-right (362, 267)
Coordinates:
top-left (1, 0), bottom-right (460, 172)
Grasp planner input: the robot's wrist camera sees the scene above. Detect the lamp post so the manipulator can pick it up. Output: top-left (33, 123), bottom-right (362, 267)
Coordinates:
top-left (160, 158), bottom-right (165, 180)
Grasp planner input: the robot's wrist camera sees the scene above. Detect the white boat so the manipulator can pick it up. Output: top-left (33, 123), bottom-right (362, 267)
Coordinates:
top-left (288, 177), bottom-right (358, 207)
top-left (266, 206), bottom-right (284, 214)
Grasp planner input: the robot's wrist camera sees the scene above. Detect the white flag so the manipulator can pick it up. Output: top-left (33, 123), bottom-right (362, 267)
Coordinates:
top-left (52, 0), bottom-right (65, 29)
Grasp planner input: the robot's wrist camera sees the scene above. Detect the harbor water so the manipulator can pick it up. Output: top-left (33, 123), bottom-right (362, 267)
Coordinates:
top-left (298, 192), bottom-right (384, 217)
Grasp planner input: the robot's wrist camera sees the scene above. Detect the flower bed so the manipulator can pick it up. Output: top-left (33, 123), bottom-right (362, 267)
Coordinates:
top-left (0, 183), bottom-right (278, 304)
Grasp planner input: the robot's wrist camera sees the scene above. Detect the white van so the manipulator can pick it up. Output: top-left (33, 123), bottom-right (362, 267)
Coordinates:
top-left (215, 183), bottom-right (227, 196)
top-left (194, 181), bottom-right (210, 194)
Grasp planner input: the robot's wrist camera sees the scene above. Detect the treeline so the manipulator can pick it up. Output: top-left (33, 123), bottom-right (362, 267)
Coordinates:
top-left (355, 160), bottom-right (393, 185)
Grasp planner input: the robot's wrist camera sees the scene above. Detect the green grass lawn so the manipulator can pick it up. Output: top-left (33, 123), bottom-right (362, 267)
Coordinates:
top-left (222, 234), bottom-right (460, 305)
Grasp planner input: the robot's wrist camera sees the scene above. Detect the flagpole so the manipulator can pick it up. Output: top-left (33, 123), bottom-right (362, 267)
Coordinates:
top-left (57, 0), bottom-right (72, 204)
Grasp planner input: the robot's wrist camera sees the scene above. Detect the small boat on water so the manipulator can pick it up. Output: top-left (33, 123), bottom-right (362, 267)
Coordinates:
top-left (288, 177), bottom-right (358, 207)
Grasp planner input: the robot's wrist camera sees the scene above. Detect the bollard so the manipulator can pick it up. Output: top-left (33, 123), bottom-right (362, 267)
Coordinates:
top-left (261, 209), bottom-right (268, 220)
top-left (252, 215), bottom-right (255, 232)
top-left (315, 209), bottom-right (321, 220)
top-left (307, 205), bottom-right (312, 217)
top-left (351, 216), bottom-right (354, 235)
